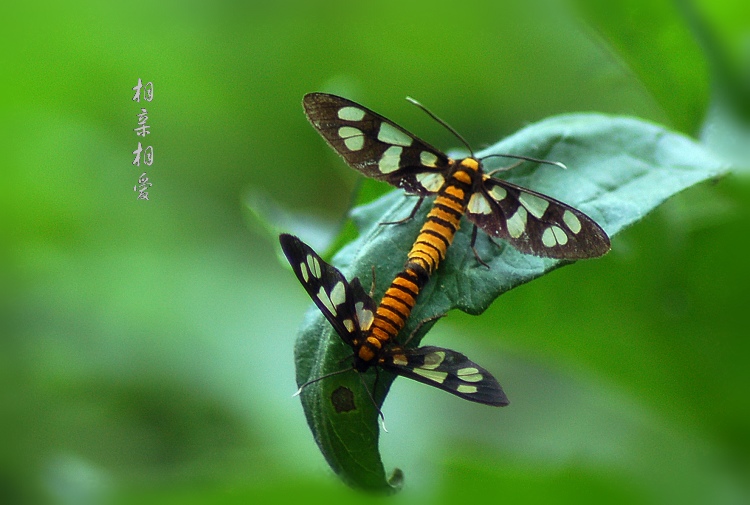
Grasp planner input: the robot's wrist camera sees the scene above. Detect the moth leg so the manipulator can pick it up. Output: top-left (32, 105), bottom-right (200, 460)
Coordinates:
top-left (293, 364), bottom-right (354, 397)
top-left (380, 195), bottom-right (425, 226)
top-left (361, 368), bottom-right (387, 432)
top-left (336, 351), bottom-right (356, 366)
top-left (402, 313), bottom-right (445, 347)
top-left (369, 265), bottom-right (376, 297)
top-left (371, 366), bottom-right (380, 398)
top-left (470, 225), bottom-right (491, 269)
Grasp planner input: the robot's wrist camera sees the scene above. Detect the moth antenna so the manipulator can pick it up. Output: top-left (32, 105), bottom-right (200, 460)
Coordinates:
top-left (485, 159), bottom-right (523, 176)
top-left (406, 96), bottom-right (474, 158)
top-left (482, 153), bottom-right (567, 173)
top-left (292, 366), bottom-right (353, 397)
top-left (470, 224), bottom-right (491, 269)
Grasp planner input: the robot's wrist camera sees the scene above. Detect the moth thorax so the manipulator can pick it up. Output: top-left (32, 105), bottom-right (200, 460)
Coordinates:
top-left (459, 157), bottom-right (480, 172)
top-left (356, 342), bottom-right (378, 367)
top-left (353, 352), bottom-right (374, 372)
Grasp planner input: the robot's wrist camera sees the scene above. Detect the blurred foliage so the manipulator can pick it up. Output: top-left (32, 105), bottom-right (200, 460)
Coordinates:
top-left (1, 0), bottom-right (748, 504)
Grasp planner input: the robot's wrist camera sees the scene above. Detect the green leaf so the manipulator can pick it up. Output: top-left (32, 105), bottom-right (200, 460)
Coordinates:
top-left (573, 1), bottom-right (750, 167)
top-left (293, 113), bottom-right (729, 492)
top-left (682, 1), bottom-right (750, 167)
top-left (572, 0), bottom-right (709, 133)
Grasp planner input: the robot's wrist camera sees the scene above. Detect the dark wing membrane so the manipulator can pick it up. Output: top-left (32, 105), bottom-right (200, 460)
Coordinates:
top-left (303, 93), bottom-right (451, 195)
top-left (279, 234), bottom-right (373, 346)
top-left (381, 345), bottom-right (509, 406)
top-left (466, 178), bottom-right (610, 259)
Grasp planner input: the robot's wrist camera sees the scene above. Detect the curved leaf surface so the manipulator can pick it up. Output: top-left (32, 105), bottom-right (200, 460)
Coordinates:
top-left (292, 113), bottom-right (729, 491)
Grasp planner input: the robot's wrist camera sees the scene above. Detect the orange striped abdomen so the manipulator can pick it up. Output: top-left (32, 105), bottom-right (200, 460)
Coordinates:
top-left (358, 267), bottom-right (421, 362)
top-left (406, 168), bottom-right (473, 276)
top-left (357, 160), bottom-right (477, 363)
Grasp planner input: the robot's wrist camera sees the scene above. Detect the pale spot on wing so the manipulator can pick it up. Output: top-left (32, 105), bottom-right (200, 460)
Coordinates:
top-left (468, 193), bottom-right (492, 215)
top-left (338, 126), bottom-right (364, 151)
top-left (416, 172), bottom-right (445, 192)
top-left (507, 206), bottom-right (528, 238)
top-left (316, 286), bottom-right (337, 315)
top-left (344, 137), bottom-right (364, 151)
top-left (457, 367), bottom-right (483, 383)
top-left (343, 319), bottom-right (355, 333)
top-left (542, 226), bottom-right (568, 247)
top-left (337, 106), bottom-right (366, 121)
top-left (489, 185), bottom-right (507, 202)
top-left (378, 145), bottom-right (403, 174)
top-left (563, 210), bottom-right (582, 234)
top-left (553, 226), bottom-right (568, 245)
top-left (420, 151), bottom-right (439, 167)
top-left (423, 351), bottom-right (446, 369)
top-left (329, 281), bottom-right (346, 306)
top-left (307, 255), bottom-right (321, 278)
top-left (377, 122), bottom-right (413, 146)
top-left (299, 262), bottom-right (309, 283)
top-left (519, 192), bottom-right (550, 219)
top-left (392, 355), bottom-right (408, 366)
top-left (413, 368), bottom-right (448, 383)
top-left (456, 385), bottom-right (478, 394)
top-left (355, 301), bottom-right (374, 330)
top-left (458, 366), bottom-right (479, 375)
top-left (542, 228), bottom-right (555, 247)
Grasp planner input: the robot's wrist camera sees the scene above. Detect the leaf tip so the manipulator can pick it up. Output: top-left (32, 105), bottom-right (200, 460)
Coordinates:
top-left (387, 467), bottom-right (404, 492)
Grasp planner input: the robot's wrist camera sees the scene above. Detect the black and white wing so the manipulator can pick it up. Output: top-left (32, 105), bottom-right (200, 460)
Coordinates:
top-left (381, 345), bottom-right (509, 406)
top-left (466, 178), bottom-right (610, 259)
top-left (303, 93), bottom-right (452, 196)
top-left (279, 234), bottom-right (376, 346)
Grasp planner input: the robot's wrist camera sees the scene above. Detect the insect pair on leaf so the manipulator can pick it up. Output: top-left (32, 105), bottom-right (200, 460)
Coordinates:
top-left (282, 93), bottom-right (610, 412)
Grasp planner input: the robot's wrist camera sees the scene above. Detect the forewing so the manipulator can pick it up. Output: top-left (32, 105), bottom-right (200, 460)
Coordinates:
top-left (279, 234), bottom-right (374, 346)
top-left (303, 93), bottom-right (452, 195)
top-left (466, 178), bottom-right (611, 259)
top-left (381, 345), bottom-right (509, 406)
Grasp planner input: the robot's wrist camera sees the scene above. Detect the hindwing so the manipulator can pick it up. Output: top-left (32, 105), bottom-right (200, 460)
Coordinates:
top-left (381, 345), bottom-right (509, 406)
top-left (466, 178), bottom-right (610, 259)
top-left (282, 234), bottom-right (509, 408)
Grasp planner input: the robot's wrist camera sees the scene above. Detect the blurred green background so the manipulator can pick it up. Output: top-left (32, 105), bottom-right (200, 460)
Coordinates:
top-left (2, 0), bottom-right (748, 503)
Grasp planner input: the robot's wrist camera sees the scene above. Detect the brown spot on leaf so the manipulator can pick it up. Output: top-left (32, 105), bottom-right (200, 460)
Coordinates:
top-left (331, 386), bottom-right (356, 413)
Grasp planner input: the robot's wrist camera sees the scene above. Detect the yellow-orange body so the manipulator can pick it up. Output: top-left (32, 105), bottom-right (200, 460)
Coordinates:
top-left (355, 159), bottom-right (479, 366)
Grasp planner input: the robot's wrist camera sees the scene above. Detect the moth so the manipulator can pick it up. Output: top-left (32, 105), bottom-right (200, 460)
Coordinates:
top-left (280, 233), bottom-right (509, 407)
top-left (303, 93), bottom-right (610, 262)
